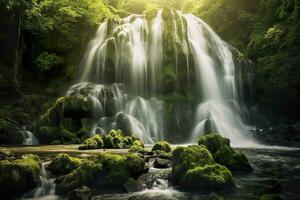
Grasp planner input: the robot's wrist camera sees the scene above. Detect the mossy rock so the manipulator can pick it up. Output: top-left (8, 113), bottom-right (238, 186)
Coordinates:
top-left (198, 134), bottom-right (252, 172)
top-left (152, 141), bottom-right (171, 152)
top-left (99, 153), bottom-right (130, 187)
top-left (129, 140), bottom-right (145, 153)
top-left (55, 160), bottom-right (103, 195)
top-left (171, 145), bottom-right (214, 183)
top-left (47, 153), bottom-right (82, 175)
top-left (79, 135), bottom-right (103, 150)
top-left (125, 153), bottom-right (146, 178)
top-left (0, 154), bottom-right (40, 198)
top-left (103, 129), bottom-right (125, 149)
top-left (180, 164), bottom-right (234, 191)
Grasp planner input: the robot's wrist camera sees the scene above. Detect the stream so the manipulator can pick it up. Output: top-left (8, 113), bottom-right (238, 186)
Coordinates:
top-left (15, 147), bottom-right (300, 200)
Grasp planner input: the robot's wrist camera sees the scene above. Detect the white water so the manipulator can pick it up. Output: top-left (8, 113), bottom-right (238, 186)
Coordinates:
top-left (66, 83), bottom-right (165, 143)
top-left (74, 9), bottom-right (259, 146)
top-left (22, 162), bottom-right (60, 200)
top-left (22, 127), bottom-right (39, 146)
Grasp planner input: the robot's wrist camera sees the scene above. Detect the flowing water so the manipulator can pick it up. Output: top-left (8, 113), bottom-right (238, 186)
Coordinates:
top-left (73, 9), bottom-right (258, 146)
top-left (17, 148), bottom-right (299, 200)
top-left (21, 162), bottom-right (62, 200)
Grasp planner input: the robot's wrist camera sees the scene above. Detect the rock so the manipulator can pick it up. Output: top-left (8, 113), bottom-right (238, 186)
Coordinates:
top-left (153, 157), bottom-right (171, 168)
top-left (0, 154), bottom-right (40, 198)
top-left (171, 145), bottom-right (234, 191)
top-left (125, 153), bottom-right (146, 177)
top-left (47, 153), bottom-right (82, 175)
top-left (180, 164), bottom-right (234, 191)
top-left (103, 129), bottom-right (125, 148)
top-left (68, 186), bottom-right (92, 200)
top-left (55, 160), bottom-right (103, 194)
top-left (0, 119), bottom-right (24, 145)
top-left (78, 134), bottom-right (103, 150)
top-left (171, 145), bottom-right (214, 183)
top-left (152, 141), bottom-right (171, 152)
top-left (129, 140), bottom-right (145, 153)
top-left (198, 134), bottom-right (252, 172)
top-left (56, 153), bottom-right (148, 194)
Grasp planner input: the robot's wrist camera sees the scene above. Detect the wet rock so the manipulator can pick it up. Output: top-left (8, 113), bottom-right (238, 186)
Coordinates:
top-left (0, 154), bottom-right (40, 198)
top-left (171, 145), bottom-right (234, 191)
top-left (152, 141), bottom-right (171, 152)
top-left (47, 153), bottom-right (82, 175)
top-left (198, 134), bottom-right (252, 172)
top-left (78, 134), bottom-right (103, 150)
top-left (180, 164), bottom-right (234, 191)
top-left (68, 186), bottom-right (92, 200)
top-left (153, 157), bottom-right (171, 168)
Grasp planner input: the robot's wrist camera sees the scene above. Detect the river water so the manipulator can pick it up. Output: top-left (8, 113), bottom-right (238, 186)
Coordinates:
top-left (18, 147), bottom-right (300, 200)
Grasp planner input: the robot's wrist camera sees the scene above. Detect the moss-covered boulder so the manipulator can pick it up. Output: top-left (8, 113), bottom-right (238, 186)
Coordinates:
top-left (68, 186), bottom-right (92, 200)
top-left (55, 160), bottom-right (103, 194)
top-left (180, 164), bottom-right (234, 191)
top-left (0, 154), bottom-right (40, 198)
top-left (78, 135), bottom-right (103, 150)
top-left (47, 153), bottom-right (82, 175)
top-left (171, 145), bottom-right (234, 191)
top-left (125, 153), bottom-right (146, 177)
top-left (103, 129), bottom-right (125, 148)
top-left (56, 153), bottom-right (147, 194)
top-left (152, 141), bottom-right (171, 152)
top-left (129, 140), bottom-right (145, 153)
top-left (171, 145), bottom-right (214, 183)
top-left (198, 134), bottom-right (252, 172)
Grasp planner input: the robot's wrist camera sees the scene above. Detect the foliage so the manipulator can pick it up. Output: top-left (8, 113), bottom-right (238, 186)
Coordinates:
top-left (34, 52), bottom-right (63, 72)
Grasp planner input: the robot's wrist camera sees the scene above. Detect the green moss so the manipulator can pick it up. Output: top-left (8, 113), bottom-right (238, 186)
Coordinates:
top-left (152, 141), bottom-right (172, 152)
top-left (125, 153), bottom-right (146, 177)
top-left (129, 140), bottom-right (145, 153)
top-left (0, 154), bottom-right (40, 198)
top-left (171, 145), bottom-right (214, 183)
top-left (99, 153), bottom-right (130, 187)
top-left (47, 153), bottom-right (81, 175)
top-left (79, 134), bottom-right (103, 150)
top-left (55, 160), bottom-right (103, 194)
top-left (198, 134), bottom-right (252, 172)
top-left (103, 129), bottom-right (125, 149)
top-left (180, 164), bottom-right (234, 191)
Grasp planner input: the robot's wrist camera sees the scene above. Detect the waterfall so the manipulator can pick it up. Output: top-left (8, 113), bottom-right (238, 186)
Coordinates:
top-left (74, 9), bottom-right (258, 146)
top-left (21, 162), bottom-right (60, 200)
top-left (22, 127), bottom-right (39, 146)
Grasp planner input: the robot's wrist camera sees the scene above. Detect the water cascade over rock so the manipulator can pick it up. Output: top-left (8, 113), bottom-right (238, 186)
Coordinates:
top-left (70, 8), bottom-right (257, 146)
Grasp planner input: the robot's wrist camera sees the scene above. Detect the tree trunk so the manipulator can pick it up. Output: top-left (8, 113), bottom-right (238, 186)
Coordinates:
top-left (12, 7), bottom-right (23, 96)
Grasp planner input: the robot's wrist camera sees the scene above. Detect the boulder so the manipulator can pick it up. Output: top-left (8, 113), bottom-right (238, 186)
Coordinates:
top-left (153, 157), bottom-right (171, 168)
top-left (152, 141), bottom-right (171, 152)
top-left (0, 154), bottom-right (40, 198)
top-left (180, 164), bottom-right (234, 191)
top-left (68, 186), bottom-right (92, 200)
top-left (198, 134), bottom-right (252, 172)
top-left (78, 135), bottom-right (103, 150)
top-left (47, 153), bottom-right (82, 175)
top-left (171, 145), bottom-right (214, 183)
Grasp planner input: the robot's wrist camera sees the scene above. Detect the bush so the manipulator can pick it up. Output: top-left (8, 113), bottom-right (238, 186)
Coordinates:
top-left (35, 52), bottom-right (63, 72)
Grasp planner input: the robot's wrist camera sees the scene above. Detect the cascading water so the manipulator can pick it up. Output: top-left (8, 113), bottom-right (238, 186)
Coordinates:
top-left (22, 162), bottom-right (60, 200)
top-left (73, 8), bottom-right (258, 146)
